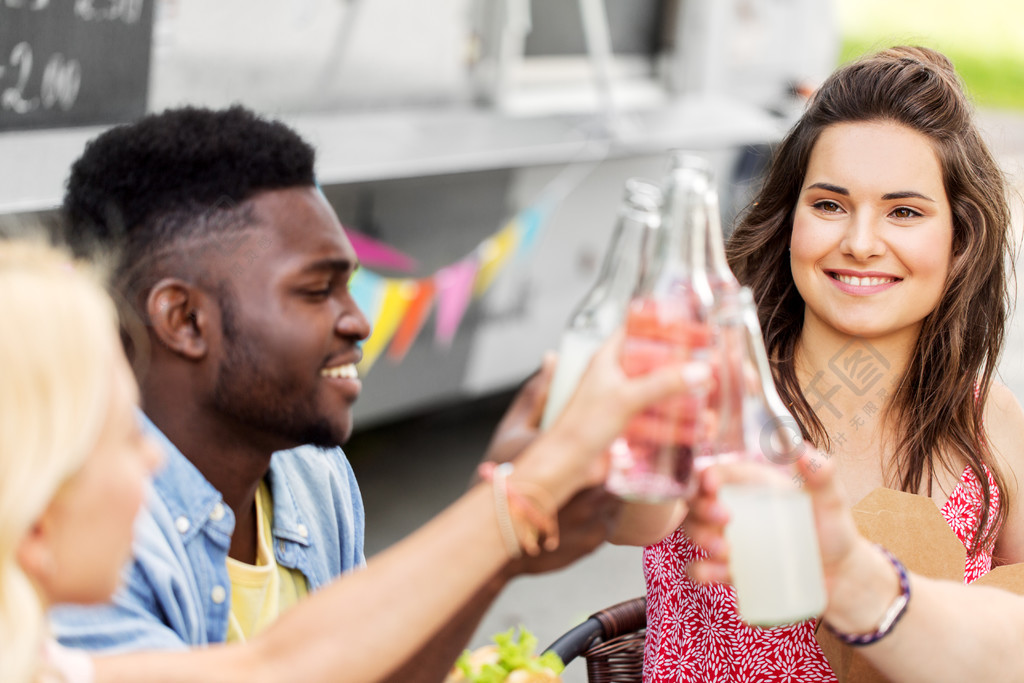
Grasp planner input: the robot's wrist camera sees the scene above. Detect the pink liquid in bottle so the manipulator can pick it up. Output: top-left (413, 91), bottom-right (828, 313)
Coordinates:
top-left (607, 295), bottom-right (713, 501)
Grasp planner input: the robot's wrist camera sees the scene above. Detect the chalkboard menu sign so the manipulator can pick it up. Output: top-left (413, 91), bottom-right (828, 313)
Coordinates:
top-left (0, 0), bottom-right (154, 132)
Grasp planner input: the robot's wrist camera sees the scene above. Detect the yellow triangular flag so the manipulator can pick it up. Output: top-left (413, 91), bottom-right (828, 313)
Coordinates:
top-left (358, 279), bottom-right (417, 375)
top-left (473, 219), bottom-right (521, 297)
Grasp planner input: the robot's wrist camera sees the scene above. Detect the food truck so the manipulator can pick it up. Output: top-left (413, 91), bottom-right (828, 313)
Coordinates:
top-left (0, 0), bottom-right (837, 426)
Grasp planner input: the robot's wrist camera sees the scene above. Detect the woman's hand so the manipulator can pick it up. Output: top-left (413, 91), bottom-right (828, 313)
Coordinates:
top-left (686, 450), bottom-right (862, 588)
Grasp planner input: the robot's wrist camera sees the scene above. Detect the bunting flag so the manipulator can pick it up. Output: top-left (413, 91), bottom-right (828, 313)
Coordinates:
top-left (387, 279), bottom-right (436, 363)
top-left (434, 257), bottom-right (480, 347)
top-left (348, 268), bottom-right (385, 329)
top-left (473, 219), bottom-right (521, 297)
top-left (516, 204), bottom-right (547, 256)
top-left (342, 145), bottom-right (604, 374)
top-left (357, 279), bottom-right (418, 375)
top-left (346, 230), bottom-right (418, 272)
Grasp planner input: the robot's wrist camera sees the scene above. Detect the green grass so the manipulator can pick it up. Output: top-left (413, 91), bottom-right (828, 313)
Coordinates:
top-left (838, 0), bottom-right (1024, 111)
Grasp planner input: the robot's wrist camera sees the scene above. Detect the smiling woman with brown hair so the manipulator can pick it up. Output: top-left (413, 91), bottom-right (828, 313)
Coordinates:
top-left (615, 45), bottom-right (1024, 682)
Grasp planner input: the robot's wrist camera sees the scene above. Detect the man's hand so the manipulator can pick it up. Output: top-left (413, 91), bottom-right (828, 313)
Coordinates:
top-left (511, 486), bottom-right (623, 575)
top-left (478, 354), bottom-right (625, 574)
top-left (478, 353), bottom-right (556, 474)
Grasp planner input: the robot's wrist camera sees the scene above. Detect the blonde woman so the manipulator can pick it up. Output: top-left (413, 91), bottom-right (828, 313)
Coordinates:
top-left (0, 238), bottom-right (708, 683)
top-left (0, 239), bottom-right (162, 682)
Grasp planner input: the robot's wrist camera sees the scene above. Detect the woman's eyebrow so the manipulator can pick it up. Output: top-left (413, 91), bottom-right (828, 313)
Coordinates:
top-left (881, 190), bottom-right (935, 202)
top-left (805, 182), bottom-right (848, 195)
top-left (805, 183), bottom-right (935, 203)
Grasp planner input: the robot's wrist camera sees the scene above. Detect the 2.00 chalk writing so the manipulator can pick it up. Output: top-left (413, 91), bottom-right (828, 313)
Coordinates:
top-left (75, 0), bottom-right (144, 24)
top-left (3, 0), bottom-right (143, 22)
top-left (0, 42), bottom-right (81, 115)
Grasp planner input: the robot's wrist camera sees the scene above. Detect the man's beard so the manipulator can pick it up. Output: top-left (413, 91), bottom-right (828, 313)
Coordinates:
top-left (211, 341), bottom-right (346, 449)
top-left (211, 291), bottom-right (347, 449)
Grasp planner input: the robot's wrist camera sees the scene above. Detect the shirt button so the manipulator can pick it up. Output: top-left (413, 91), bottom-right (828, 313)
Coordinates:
top-left (297, 524), bottom-right (309, 538)
top-left (209, 503), bottom-right (225, 522)
top-left (175, 516), bottom-right (190, 534)
top-left (211, 585), bottom-right (227, 604)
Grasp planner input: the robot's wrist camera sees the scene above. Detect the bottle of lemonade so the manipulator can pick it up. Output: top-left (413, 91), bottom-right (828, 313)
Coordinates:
top-left (717, 288), bottom-right (826, 626)
top-left (606, 155), bottom-right (715, 501)
top-left (540, 178), bottom-right (662, 430)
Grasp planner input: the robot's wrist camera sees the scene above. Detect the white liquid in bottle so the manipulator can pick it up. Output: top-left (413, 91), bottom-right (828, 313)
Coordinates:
top-left (540, 329), bottom-right (606, 430)
top-left (719, 483), bottom-right (827, 626)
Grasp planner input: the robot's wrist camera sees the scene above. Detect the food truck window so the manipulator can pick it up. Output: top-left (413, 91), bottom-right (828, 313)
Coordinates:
top-left (523, 0), bottom-right (667, 57)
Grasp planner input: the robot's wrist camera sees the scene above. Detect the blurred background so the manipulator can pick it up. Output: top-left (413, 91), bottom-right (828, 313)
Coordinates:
top-left (1, 1), bottom-right (1022, 679)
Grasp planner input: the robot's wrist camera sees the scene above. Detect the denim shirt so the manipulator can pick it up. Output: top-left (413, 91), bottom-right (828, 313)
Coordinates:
top-left (50, 414), bottom-right (366, 652)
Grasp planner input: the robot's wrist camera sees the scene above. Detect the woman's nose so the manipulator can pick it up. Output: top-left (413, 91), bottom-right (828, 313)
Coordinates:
top-left (839, 214), bottom-right (885, 260)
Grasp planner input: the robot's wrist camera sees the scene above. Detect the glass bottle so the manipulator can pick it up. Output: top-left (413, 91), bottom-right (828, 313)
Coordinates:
top-left (716, 287), bottom-right (826, 627)
top-left (690, 152), bottom-right (745, 470)
top-left (606, 155), bottom-right (715, 501)
top-left (539, 177), bottom-right (663, 430)
top-left (689, 150), bottom-right (741, 298)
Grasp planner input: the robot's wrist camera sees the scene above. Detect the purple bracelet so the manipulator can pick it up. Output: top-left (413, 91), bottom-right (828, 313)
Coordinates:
top-left (825, 545), bottom-right (911, 646)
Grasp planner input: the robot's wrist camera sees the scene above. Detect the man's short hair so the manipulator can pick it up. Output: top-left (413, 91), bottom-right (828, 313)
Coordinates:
top-left (62, 105), bottom-right (317, 298)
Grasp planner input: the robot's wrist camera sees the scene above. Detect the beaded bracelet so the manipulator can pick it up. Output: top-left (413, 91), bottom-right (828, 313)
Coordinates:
top-left (825, 545), bottom-right (911, 646)
top-left (478, 462), bottom-right (559, 558)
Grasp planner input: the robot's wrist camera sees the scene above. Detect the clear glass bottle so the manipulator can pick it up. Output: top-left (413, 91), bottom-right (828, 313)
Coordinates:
top-left (606, 155), bottom-right (715, 501)
top-left (716, 287), bottom-right (826, 626)
top-left (539, 177), bottom-right (662, 430)
top-left (690, 151), bottom-right (745, 471)
top-left (690, 150), bottom-right (741, 298)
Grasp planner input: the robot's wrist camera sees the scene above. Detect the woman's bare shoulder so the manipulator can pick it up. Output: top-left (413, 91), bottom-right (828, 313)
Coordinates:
top-left (983, 381), bottom-right (1024, 469)
top-left (984, 382), bottom-right (1024, 562)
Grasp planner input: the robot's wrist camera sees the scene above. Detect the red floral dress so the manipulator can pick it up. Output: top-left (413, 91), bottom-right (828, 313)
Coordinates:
top-left (642, 466), bottom-right (1000, 683)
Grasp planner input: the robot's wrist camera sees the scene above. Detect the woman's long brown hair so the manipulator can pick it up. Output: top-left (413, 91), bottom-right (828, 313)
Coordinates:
top-left (727, 46), bottom-right (1012, 555)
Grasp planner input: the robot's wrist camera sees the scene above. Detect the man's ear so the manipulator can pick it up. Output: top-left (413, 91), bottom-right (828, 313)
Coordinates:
top-left (145, 278), bottom-right (210, 360)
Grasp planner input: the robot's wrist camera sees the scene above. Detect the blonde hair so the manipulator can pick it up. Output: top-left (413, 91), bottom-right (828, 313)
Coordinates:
top-left (0, 238), bottom-right (121, 683)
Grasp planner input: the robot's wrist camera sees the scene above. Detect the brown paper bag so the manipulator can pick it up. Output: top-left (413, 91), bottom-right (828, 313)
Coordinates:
top-left (815, 488), bottom-right (1024, 682)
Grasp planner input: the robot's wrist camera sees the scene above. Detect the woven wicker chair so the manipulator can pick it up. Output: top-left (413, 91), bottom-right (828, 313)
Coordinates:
top-left (544, 596), bottom-right (646, 683)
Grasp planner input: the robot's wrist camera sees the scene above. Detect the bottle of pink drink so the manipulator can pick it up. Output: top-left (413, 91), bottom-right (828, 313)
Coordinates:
top-left (687, 150), bottom-right (745, 475)
top-left (607, 155), bottom-right (715, 501)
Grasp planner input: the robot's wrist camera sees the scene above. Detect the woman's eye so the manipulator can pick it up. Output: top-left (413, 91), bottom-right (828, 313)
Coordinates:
top-left (890, 206), bottom-right (922, 219)
top-left (304, 287), bottom-right (332, 299)
top-left (813, 200), bottom-right (842, 214)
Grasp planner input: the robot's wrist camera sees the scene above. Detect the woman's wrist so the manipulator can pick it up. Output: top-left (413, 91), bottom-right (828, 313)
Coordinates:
top-left (823, 538), bottom-right (905, 638)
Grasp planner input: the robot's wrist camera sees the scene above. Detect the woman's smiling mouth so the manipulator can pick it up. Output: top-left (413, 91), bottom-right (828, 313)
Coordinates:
top-left (826, 270), bottom-right (902, 295)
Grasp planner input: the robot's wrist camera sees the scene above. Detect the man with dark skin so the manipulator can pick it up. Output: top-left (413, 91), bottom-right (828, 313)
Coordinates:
top-left (51, 105), bottom-right (620, 681)
top-left (139, 186), bottom-right (367, 564)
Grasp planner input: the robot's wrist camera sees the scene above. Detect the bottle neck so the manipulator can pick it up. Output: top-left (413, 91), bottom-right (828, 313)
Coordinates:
top-left (739, 292), bottom-right (803, 463)
top-left (653, 167), bottom-right (713, 310)
top-left (569, 188), bottom-right (660, 334)
top-left (704, 188), bottom-right (739, 290)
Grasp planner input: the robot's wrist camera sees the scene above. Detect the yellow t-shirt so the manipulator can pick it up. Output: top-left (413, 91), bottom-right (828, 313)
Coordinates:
top-left (225, 480), bottom-right (309, 642)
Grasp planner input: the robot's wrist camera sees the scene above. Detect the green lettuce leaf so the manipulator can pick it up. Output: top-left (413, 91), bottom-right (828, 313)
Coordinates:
top-left (455, 626), bottom-right (564, 682)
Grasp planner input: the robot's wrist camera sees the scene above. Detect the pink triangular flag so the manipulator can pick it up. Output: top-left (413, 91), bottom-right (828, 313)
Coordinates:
top-left (345, 229), bottom-right (418, 273)
top-left (434, 258), bottom-right (479, 347)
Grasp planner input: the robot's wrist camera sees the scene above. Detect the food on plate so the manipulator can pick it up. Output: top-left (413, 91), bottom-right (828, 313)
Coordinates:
top-left (445, 627), bottom-right (564, 683)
